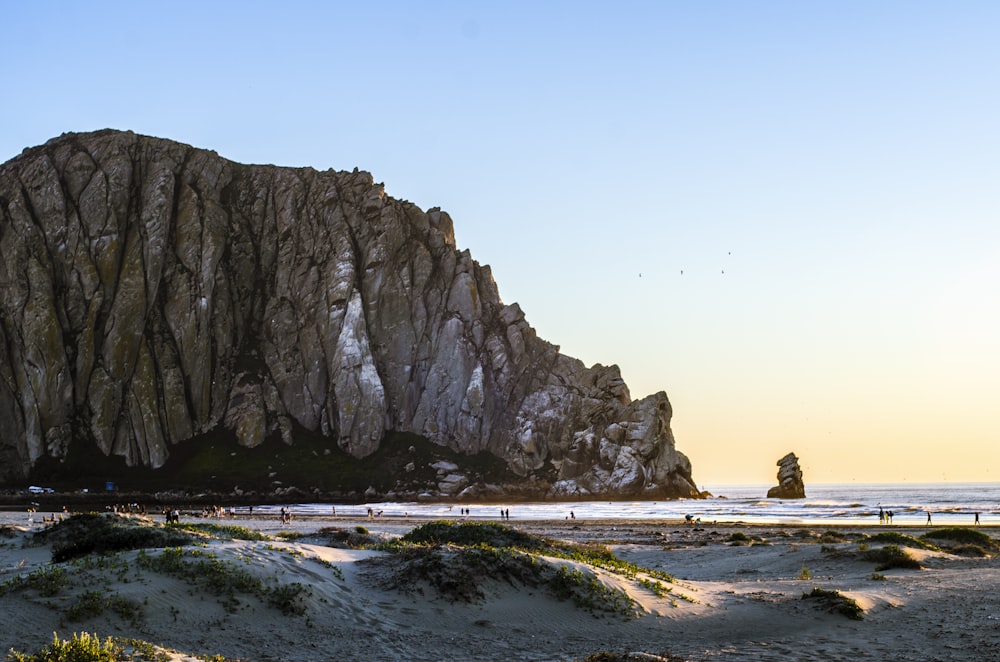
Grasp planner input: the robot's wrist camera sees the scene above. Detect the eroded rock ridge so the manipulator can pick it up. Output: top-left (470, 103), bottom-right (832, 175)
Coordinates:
top-left (0, 130), bottom-right (698, 498)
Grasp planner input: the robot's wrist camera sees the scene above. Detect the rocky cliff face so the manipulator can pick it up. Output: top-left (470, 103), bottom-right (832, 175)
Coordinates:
top-left (0, 130), bottom-right (698, 498)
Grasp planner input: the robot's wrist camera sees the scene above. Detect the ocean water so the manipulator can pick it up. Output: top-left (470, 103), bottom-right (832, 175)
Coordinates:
top-left (258, 482), bottom-right (1000, 526)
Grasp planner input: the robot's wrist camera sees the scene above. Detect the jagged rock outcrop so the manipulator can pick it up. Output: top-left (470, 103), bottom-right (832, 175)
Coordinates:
top-left (0, 130), bottom-right (699, 498)
top-left (767, 452), bottom-right (805, 499)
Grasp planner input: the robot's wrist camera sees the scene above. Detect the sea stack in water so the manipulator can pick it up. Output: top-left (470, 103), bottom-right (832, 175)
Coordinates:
top-left (767, 452), bottom-right (805, 499)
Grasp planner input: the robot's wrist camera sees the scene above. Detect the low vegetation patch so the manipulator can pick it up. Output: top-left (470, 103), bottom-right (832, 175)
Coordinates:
top-left (819, 530), bottom-right (847, 543)
top-left (548, 564), bottom-right (635, 617)
top-left (803, 587), bottom-right (864, 620)
top-left (63, 589), bottom-right (144, 626)
top-left (863, 544), bottom-right (922, 570)
top-left (820, 544), bottom-right (855, 559)
top-left (0, 565), bottom-right (70, 597)
top-left (0, 551), bottom-right (143, 626)
top-left (376, 520), bottom-right (685, 618)
top-left (379, 543), bottom-right (545, 604)
top-left (577, 653), bottom-right (687, 662)
top-left (7, 631), bottom-right (236, 662)
top-left (724, 531), bottom-right (752, 545)
top-left (400, 520), bottom-right (550, 550)
top-left (274, 530), bottom-right (305, 540)
top-left (171, 522), bottom-right (270, 541)
top-left (137, 547), bottom-right (310, 616)
top-left (316, 526), bottom-right (382, 549)
top-left (922, 527), bottom-right (997, 551)
top-left (33, 513), bottom-right (192, 562)
top-left (863, 532), bottom-right (938, 551)
top-left (7, 631), bottom-right (124, 662)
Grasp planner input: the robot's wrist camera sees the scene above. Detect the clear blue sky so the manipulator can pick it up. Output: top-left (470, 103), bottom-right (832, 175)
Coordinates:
top-left (4, 1), bottom-right (998, 485)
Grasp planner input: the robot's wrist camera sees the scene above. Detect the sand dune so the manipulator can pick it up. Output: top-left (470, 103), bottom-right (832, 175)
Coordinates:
top-left (2, 510), bottom-right (999, 661)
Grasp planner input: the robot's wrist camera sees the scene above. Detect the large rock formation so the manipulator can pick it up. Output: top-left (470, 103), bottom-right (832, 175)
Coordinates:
top-left (0, 130), bottom-right (698, 498)
top-left (767, 452), bottom-right (805, 499)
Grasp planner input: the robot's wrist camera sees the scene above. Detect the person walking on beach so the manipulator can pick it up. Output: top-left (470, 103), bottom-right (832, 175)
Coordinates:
top-left (926, 510), bottom-right (932, 525)
top-left (975, 512), bottom-right (980, 525)
top-left (879, 506), bottom-right (885, 525)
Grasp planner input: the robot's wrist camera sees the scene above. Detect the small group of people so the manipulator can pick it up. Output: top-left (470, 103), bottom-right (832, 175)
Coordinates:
top-left (280, 506), bottom-right (292, 524)
top-left (110, 503), bottom-right (147, 516)
top-left (165, 509), bottom-right (181, 524)
top-left (200, 505), bottom-right (235, 519)
top-left (498, 508), bottom-right (510, 520)
top-left (366, 507), bottom-right (384, 518)
top-left (880, 506), bottom-right (983, 526)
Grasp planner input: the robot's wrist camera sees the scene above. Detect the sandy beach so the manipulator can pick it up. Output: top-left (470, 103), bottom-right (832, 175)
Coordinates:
top-left (2, 508), bottom-right (999, 661)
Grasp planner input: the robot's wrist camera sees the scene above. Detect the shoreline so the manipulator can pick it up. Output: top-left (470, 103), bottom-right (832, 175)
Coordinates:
top-left (2, 510), bottom-right (999, 660)
top-left (5, 508), bottom-right (999, 535)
